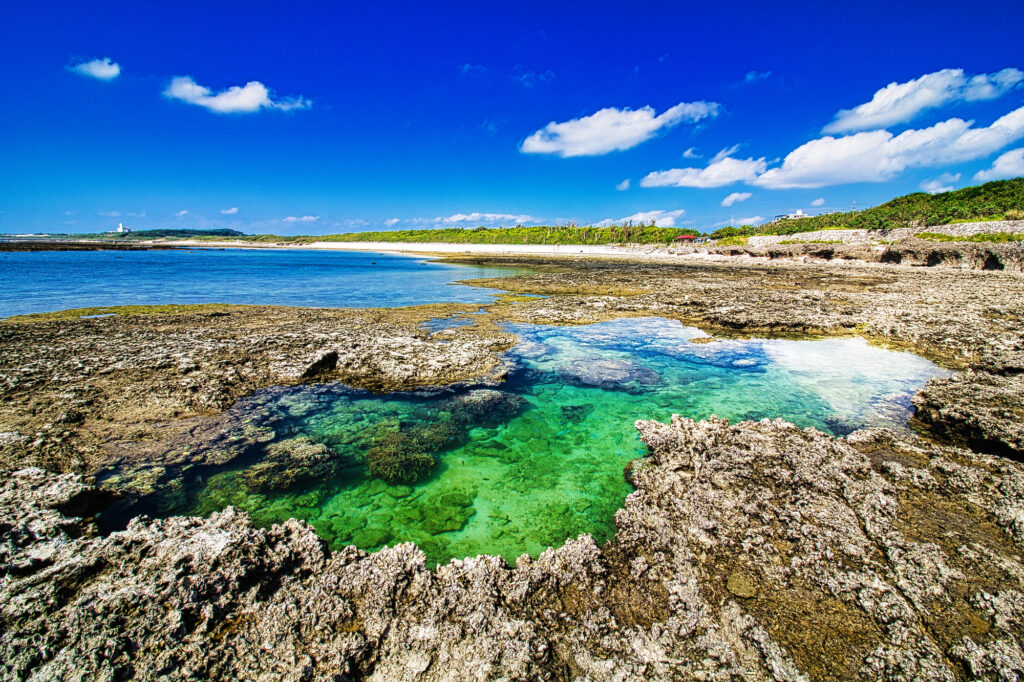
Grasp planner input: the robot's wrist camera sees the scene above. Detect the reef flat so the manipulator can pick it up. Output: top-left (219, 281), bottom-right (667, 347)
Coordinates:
top-left (3, 258), bottom-right (1024, 679)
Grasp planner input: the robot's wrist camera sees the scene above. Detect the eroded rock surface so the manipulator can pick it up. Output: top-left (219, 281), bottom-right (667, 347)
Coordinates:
top-left (0, 305), bottom-right (514, 477)
top-left (3, 257), bottom-right (1024, 678)
top-left (5, 416), bottom-right (1024, 679)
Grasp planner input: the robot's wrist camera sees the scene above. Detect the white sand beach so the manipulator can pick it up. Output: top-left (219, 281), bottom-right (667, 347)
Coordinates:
top-left (157, 239), bottom-right (682, 258)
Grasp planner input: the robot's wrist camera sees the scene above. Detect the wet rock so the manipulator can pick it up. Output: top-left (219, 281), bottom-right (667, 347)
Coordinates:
top-left (559, 358), bottom-right (661, 392)
top-left (239, 436), bottom-right (341, 493)
top-left (438, 388), bottom-right (527, 427)
top-left (560, 403), bottom-right (593, 424)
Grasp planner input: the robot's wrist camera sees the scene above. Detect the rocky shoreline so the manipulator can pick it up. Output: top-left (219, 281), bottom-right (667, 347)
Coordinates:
top-left (3, 257), bottom-right (1024, 679)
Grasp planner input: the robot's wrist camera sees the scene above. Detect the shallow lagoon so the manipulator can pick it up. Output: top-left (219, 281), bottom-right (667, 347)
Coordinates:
top-left (186, 317), bottom-right (951, 566)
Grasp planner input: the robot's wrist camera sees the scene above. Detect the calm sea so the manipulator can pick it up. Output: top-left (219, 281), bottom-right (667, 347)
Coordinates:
top-left (0, 247), bottom-right (523, 318)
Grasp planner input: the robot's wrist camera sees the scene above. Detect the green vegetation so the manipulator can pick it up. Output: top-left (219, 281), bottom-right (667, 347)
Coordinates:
top-left (9, 177), bottom-right (1020, 247)
top-left (778, 239), bottom-right (844, 245)
top-left (200, 223), bottom-right (699, 246)
top-left (763, 177), bottom-right (1024, 233)
top-left (716, 235), bottom-right (749, 246)
top-left (916, 231), bottom-right (1024, 243)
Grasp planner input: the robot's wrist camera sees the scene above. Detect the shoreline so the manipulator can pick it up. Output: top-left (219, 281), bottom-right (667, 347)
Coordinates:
top-left (4, 257), bottom-right (1024, 677)
top-left (156, 238), bottom-right (673, 259)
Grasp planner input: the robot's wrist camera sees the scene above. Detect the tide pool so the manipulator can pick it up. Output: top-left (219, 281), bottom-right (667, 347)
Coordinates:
top-left (178, 317), bottom-right (951, 566)
top-left (0, 248), bottom-right (522, 317)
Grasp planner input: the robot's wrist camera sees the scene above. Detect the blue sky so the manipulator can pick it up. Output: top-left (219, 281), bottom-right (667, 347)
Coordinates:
top-left (2, 0), bottom-right (1023, 235)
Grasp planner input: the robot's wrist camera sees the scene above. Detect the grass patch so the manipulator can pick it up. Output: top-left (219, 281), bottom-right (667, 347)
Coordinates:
top-left (916, 232), bottom-right (1024, 243)
top-left (778, 239), bottom-right (844, 245)
top-left (715, 236), bottom-right (749, 246)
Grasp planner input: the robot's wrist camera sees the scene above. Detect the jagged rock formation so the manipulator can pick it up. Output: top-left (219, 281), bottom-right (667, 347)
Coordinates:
top-left (3, 257), bottom-right (1024, 678)
top-left (695, 239), bottom-right (1024, 271)
top-left (5, 415), bottom-right (1024, 679)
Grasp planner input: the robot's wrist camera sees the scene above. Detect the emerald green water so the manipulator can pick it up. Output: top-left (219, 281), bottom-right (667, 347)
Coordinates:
top-left (183, 317), bottom-right (951, 566)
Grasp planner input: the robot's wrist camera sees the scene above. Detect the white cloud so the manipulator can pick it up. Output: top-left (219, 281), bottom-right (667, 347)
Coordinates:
top-left (721, 192), bottom-right (752, 207)
top-left (616, 179), bottom-right (631, 191)
top-left (811, 197), bottom-right (826, 207)
top-left (98, 210), bottom-right (121, 217)
top-left (383, 218), bottom-right (401, 227)
top-left (755, 105), bottom-right (1024, 188)
top-left (460, 63), bottom-right (487, 76)
top-left (512, 66), bottom-right (555, 88)
top-left (824, 67), bottom-right (1023, 134)
top-left (176, 210), bottom-right (189, 217)
top-left (436, 212), bottom-right (537, 225)
top-left (682, 147), bottom-right (702, 159)
top-left (920, 172), bottom-right (961, 194)
top-left (711, 144), bottom-right (742, 161)
top-left (283, 215), bottom-right (320, 222)
top-left (163, 76), bottom-right (311, 114)
top-left (641, 154), bottom-right (767, 189)
top-left (520, 101), bottom-right (719, 157)
top-left (744, 70), bottom-right (772, 84)
top-left (594, 209), bottom-right (687, 228)
top-left (713, 216), bottom-right (765, 228)
top-left (973, 148), bottom-right (1024, 182)
top-left (70, 57), bottom-right (120, 81)
top-left (220, 207), bottom-right (239, 215)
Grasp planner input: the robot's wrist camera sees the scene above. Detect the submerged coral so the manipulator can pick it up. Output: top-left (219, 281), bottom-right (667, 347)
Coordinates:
top-left (365, 434), bottom-right (437, 483)
top-left (5, 414), bottom-right (1024, 679)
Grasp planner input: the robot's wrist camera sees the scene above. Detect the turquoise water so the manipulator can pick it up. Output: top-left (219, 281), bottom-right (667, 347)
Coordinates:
top-left (0, 248), bottom-right (522, 317)
top-left (181, 317), bottom-right (951, 566)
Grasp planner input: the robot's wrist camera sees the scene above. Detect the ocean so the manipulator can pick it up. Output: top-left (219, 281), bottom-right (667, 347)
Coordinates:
top-left (0, 247), bottom-right (522, 318)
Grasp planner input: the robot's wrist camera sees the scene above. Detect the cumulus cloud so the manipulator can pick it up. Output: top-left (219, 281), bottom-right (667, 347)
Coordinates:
top-left (69, 57), bottom-right (120, 81)
top-left (594, 209), bottom-right (687, 228)
top-left (721, 192), bottom-right (752, 207)
top-left (521, 101), bottom-right (719, 157)
top-left (824, 67), bottom-right (1023, 134)
top-left (283, 215), bottom-right (320, 222)
top-left (682, 147), bottom-right (702, 159)
top-left (811, 197), bottom-right (826, 206)
top-left (616, 179), bottom-right (631, 191)
top-left (164, 76), bottom-right (311, 114)
top-left (383, 218), bottom-right (401, 227)
top-left (436, 212), bottom-right (537, 225)
top-left (754, 105), bottom-right (1024, 188)
top-left (973, 148), bottom-right (1024, 182)
top-left (220, 207), bottom-right (239, 215)
top-left (744, 70), bottom-right (772, 84)
top-left (641, 149), bottom-right (767, 189)
top-left (920, 172), bottom-right (961, 194)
